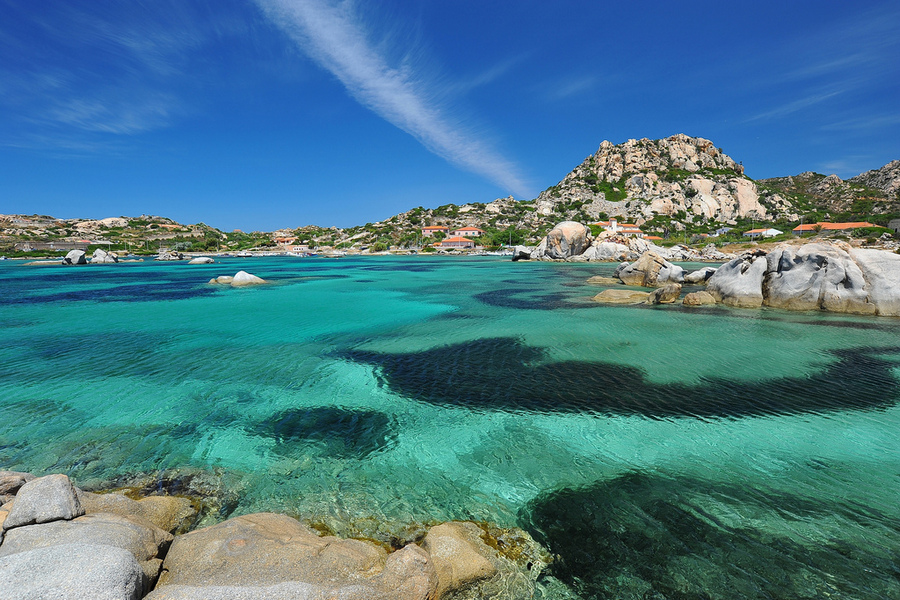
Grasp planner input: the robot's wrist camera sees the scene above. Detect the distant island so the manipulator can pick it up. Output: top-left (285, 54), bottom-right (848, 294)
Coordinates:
top-left (3, 135), bottom-right (898, 258)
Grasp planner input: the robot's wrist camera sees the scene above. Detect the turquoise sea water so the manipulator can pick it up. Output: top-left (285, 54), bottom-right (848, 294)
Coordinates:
top-left (2, 256), bottom-right (900, 598)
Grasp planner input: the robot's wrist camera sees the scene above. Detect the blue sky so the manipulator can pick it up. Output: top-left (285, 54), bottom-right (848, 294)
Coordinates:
top-left (2, 0), bottom-right (898, 231)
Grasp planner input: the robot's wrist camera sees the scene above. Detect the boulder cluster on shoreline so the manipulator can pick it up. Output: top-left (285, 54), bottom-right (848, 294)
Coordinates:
top-left (0, 471), bottom-right (550, 600)
top-left (512, 221), bottom-right (733, 264)
top-left (589, 243), bottom-right (900, 316)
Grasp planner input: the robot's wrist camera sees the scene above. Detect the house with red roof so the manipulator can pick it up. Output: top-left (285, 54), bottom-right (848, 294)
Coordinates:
top-left (421, 225), bottom-right (449, 237)
top-left (792, 221), bottom-right (875, 234)
top-left (450, 226), bottom-right (485, 238)
top-left (437, 236), bottom-right (476, 249)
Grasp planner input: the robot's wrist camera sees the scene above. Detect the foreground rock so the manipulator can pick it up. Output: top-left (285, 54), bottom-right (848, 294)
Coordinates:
top-left (0, 512), bottom-right (172, 585)
top-left (2, 473), bottom-right (83, 530)
top-left (0, 543), bottom-right (144, 600)
top-left (62, 249), bottom-right (87, 265)
top-left (78, 490), bottom-right (198, 534)
top-left (92, 248), bottom-right (119, 263)
top-left (150, 512), bottom-right (435, 600)
top-left (617, 251), bottom-right (685, 287)
top-left (707, 243), bottom-right (900, 315)
top-left (0, 471), bottom-right (35, 504)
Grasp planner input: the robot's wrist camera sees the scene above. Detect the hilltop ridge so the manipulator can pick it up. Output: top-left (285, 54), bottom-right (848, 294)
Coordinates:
top-left (2, 135), bottom-right (898, 254)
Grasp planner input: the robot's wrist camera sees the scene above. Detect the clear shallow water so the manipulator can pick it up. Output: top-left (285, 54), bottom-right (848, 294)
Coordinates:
top-left (2, 256), bottom-right (900, 599)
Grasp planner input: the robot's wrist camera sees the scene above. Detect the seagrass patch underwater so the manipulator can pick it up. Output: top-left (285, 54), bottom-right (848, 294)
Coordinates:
top-left (2, 256), bottom-right (900, 599)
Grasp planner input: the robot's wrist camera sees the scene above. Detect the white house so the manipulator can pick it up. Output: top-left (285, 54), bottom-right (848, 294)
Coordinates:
top-left (743, 228), bottom-right (782, 239)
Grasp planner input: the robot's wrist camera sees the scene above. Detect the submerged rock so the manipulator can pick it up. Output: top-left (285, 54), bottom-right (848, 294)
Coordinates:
top-left (592, 289), bottom-right (651, 304)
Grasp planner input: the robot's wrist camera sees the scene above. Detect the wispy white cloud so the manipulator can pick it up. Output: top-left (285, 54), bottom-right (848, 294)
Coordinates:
top-left (820, 113), bottom-right (900, 133)
top-left (253, 0), bottom-right (529, 196)
top-left (743, 90), bottom-right (843, 123)
top-left (544, 76), bottom-right (598, 102)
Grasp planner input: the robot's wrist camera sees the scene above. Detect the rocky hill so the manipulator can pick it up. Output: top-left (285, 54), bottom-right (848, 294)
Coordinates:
top-left (759, 161), bottom-right (900, 220)
top-left (533, 134), bottom-right (799, 234)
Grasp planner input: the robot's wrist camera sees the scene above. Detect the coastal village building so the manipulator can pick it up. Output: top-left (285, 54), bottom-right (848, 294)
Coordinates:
top-left (421, 226), bottom-right (449, 237)
top-left (743, 228), bottom-right (783, 239)
top-left (889, 219), bottom-right (900, 234)
top-left (450, 226), bottom-right (485, 238)
top-left (592, 218), bottom-right (644, 238)
top-left (436, 236), bottom-right (476, 249)
top-left (792, 222), bottom-right (875, 234)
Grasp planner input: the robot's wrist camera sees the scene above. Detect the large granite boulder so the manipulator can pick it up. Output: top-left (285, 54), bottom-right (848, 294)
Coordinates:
top-left (708, 244), bottom-right (900, 315)
top-left (0, 512), bottom-right (173, 587)
top-left (62, 249), bottom-right (87, 265)
top-left (92, 248), bottom-right (119, 263)
top-left (848, 248), bottom-right (900, 316)
top-left (617, 251), bottom-right (685, 287)
top-left (684, 266), bottom-right (717, 284)
top-left (706, 252), bottom-right (768, 307)
top-left (511, 246), bottom-right (532, 261)
top-left (188, 257), bottom-right (214, 264)
top-left (0, 543), bottom-right (144, 600)
top-left (152, 513), bottom-right (435, 600)
top-left (580, 241), bottom-right (632, 262)
top-left (540, 221), bottom-right (592, 260)
top-left (763, 244), bottom-right (872, 313)
top-left (2, 474), bottom-right (83, 530)
top-left (156, 251), bottom-right (184, 261)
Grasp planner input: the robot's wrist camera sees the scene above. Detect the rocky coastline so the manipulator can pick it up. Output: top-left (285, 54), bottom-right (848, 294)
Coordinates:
top-left (0, 471), bottom-right (551, 600)
top-left (513, 221), bottom-right (900, 317)
top-left (586, 242), bottom-right (900, 316)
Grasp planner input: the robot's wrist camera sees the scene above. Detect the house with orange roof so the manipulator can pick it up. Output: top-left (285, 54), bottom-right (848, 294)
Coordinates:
top-left (437, 236), bottom-right (476, 249)
top-left (792, 221), bottom-right (875, 234)
top-left (421, 225), bottom-right (449, 237)
top-left (450, 226), bottom-right (485, 238)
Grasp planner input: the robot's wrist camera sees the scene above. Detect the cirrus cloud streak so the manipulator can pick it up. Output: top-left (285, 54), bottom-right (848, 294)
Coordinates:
top-left (253, 0), bottom-right (529, 197)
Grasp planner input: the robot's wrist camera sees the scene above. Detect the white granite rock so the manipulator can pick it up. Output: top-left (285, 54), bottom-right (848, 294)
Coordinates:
top-left (0, 543), bottom-right (143, 600)
top-left (2, 474), bottom-right (83, 530)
